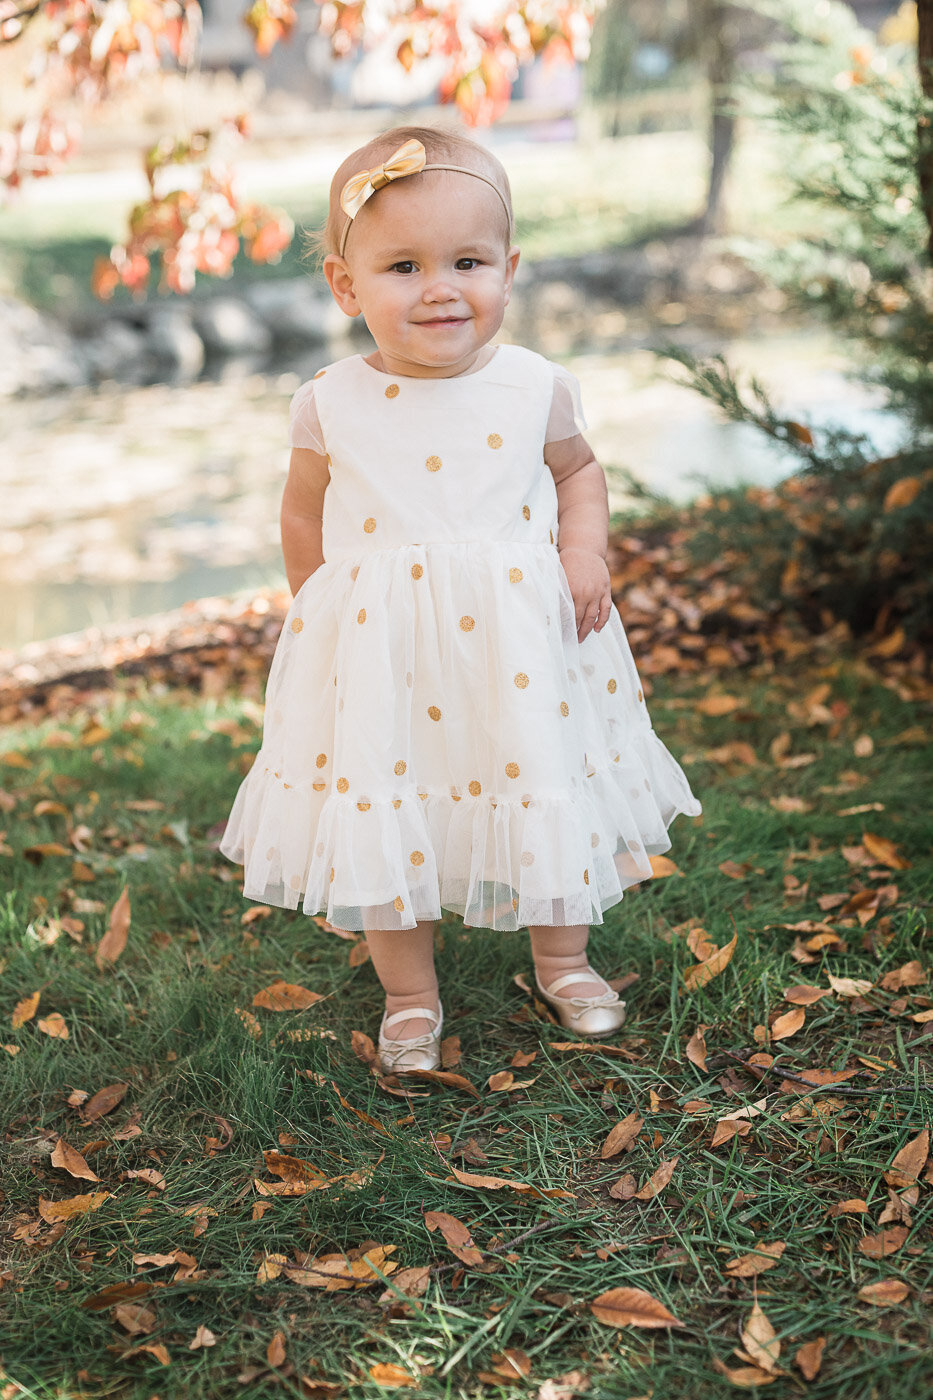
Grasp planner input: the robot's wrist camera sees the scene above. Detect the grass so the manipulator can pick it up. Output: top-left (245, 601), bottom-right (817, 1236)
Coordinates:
top-left (0, 655), bottom-right (931, 1399)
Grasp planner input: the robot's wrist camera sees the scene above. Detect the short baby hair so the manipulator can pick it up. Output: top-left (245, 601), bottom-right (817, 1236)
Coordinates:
top-left (318, 125), bottom-right (514, 258)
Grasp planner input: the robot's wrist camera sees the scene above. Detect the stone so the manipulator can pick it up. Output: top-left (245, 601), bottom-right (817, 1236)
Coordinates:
top-left (81, 320), bottom-right (148, 382)
top-left (0, 295), bottom-right (87, 396)
top-left (243, 279), bottom-right (332, 344)
top-left (192, 297), bottom-right (273, 356)
top-left (145, 309), bottom-right (205, 378)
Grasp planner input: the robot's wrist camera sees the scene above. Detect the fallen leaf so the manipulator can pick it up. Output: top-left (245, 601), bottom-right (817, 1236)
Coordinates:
top-left (378, 1264), bottom-right (431, 1302)
top-left (96, 887), bottom-right (130, 970)
top-left (741, 1301), bottom-right (780, 1374)
top-left (284, 1245), bottom-right (397, 1291)
top-left (252, 980), bottom-right (323, 1010)
top-left (719, 859), bottom-right (754, 880)
top-left (858, 1226), bottom-right (908, 1259)
top-left (51, 1139), bottom-right (99, 1182)
top-left (79, 1280), bottom-right (154, 1310)
top-left (697, 693), bottom-right (742, 716)
top-left (263, 1151), bottom-right (328, 1186)
top-left (880, 961), bottom-right (926, 992)
top-left (189, 1325), bottom-right (217, 1350)
top-left (12, 990), bottom-right (40, 1029)
top-left (724, 1241), bottom-right (786, 1277)
top-left (684, 931), bottom-right (737, 991)
top-left (711, 1357), bottom-right (778, 1387)
top-left (827, 974), bottom-right (874, 998)
top-left (121, 1342), bottom-right (170, 1366)
top-left (488, 1070), bottom-right (514, 1091)
top-left (862, 832), bottom-right (911, 870)
top-left (649, 855), bottom-right (681, 878)
top-left (770, 795), bottom-right (813, 813)
top-left (38, 1192), bottom-right (109, 1222)
top-left (241, 905), bottom-right (273, 925)
top-left (37, 1013), bottom-right (69, 1039)
top-left (423, 1210), bottom-right (483, 1266)
top-left (442, 1035), bottom-right (463, 1068)
top-left (770, 1006), bottom-right (805, 1041)
top-left (590, 1286), bottom-right (683, 1329)
top-left (267, 1331), bottom-right (287, 1367)
top-left (81, 1082), bottom-right (128, 1121)
top-left (710, 1118), bottom-right (752, 1149)
top-left (634, 1156), bottom-right (678, 1201)
top-left (608, 1173), bottom-right (637, 1200)
top-left (600, 1113), bottom-right (644, 1159)
top-left (403, 1068), bottom-right (481, 1096)
top-left (783, 984), bottom-right (829, 1005)
top-left (445, 1165), bottom-right (573, 1200)
top-left (125, 1168), bottom-right (166, 1191)
top-left (885, 1129), bottom-right (930, 1189)
top-left (686, 1024), bottom-right (708, 1071)
top-left (113, 1303), bottom-right (157, 1335)
top-left (489, 1349), bottom-right (532, 1379)
top-left (883, 476), bottom-right (921, 510)
top-left (687, 926), bottom-right (718, 961)
top-left (794, 1336), bottom-right (825, 1381)
top-left (368, 1363), bottom-right (417, 1387)
top-left (858, 1279), bottom-right (910, 1306)
top-left (827, 1198), bottom-right (868, 1217)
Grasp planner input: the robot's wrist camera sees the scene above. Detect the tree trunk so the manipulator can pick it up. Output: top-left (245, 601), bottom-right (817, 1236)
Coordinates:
top-left (919, 0), bottom-right (933, 259)
top-left (700, 2), bottom-right (739, 235)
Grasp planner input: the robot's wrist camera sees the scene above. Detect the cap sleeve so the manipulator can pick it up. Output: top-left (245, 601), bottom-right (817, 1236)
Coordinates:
top-left (545, 363), bottom-right (588, 444)
top-left (289, 380), bottom-right (326, 454)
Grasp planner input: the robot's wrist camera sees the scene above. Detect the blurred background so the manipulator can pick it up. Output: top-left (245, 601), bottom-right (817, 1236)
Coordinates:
top-left (0, 0), bottom-right (922, 656)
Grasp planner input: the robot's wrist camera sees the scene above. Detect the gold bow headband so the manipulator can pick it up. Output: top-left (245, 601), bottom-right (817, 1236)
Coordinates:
top-left (337, 138), bottom-right (511, 257)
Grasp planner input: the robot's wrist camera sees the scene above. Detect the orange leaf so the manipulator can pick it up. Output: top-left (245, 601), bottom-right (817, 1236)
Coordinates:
top-left (858, 1279), bottom-right (910, 1306)
top-left (378, 1264), bottom-right (431, 1302)
top-left (684, 931), bottom-right (738, 990)
top-left (37, 1012), bottom-right (69, 1039)
top-left (38, 1192), bottom-right (109, 1222)
top-left (794, 1336), bottom-right (825, 1380)
top-left (445, 1165), bottom-right (573, 1200)
top-left (252, 980), bottom-right (324, 1010)
top-left (368, 1363), bottom-right (417, 1387)
top-left (696, 693), bottom-right (742, 716)
top-left (858, 1226), bottom-right (908, 1258)
top-left (862, 832), bottom-right (911, 870)
top-left (488, 1070), bottom-right (514, 1091)
top-left (770, 1006), bottom-right (805, 1041)
top-left (884, 1129), bottom-right (929, 1188)
top-left (741, 1301), bottom-right (781, 1373)
top-left (82, 1082), bottom-right (128, 1121)
top-left (724, 1240), bottom-right (786, 1277)
top-left (263, 1151), bottom-right (328, 1185)
top-left (96, 886), bottom-right (130, 970)
top-left (600, 1113), bottom-right (644, 1159)
top-left (711, 1357), bottom-right (779, 1387)
top-left (880, 961), bottom-right (926, 991)
top-left (266, 1331), bottom-right (287, 1368)
top-left (783, 984), bottom-right (829, 1005)
top-left (634, 1156), bottom-right (678, 1201)
top-left (686, 1024), bottom-right (709, 1070)
top-left (51, 1139), bottom-right (99, 1182)
top-left (125, 1168), bottom-right (165, 1191)
top-left (489, 1349), bottom-right (532, 1379)
top-left (827, 1198), bottom-right (868, 1217)
top-left (590, 1285), bottom-right (683, 1329)
top-left (882, 476), bottom-right (921, 511)
top-left (710, 1117), bottom-right (752, 1149)
top-left (12, 990), bottom-right (40, 1029)
top-left (423, 1210), bottom-right (483, 1266)
top-left (649, 855), bottom-right (681, 879)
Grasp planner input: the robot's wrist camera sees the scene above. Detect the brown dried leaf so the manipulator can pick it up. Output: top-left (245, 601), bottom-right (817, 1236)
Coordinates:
top-left (686, 1024), bottom-right (708, 1071)
top-left (37, 1012), bottom-right (69, 1039)
top-left (403, 1068), bottom-right (481, 1096)
top-left (883, 475), bottom-right (921, 510)
top-left (441, 1034), bottom-right (462, 1068)
top-left (263, 1151), bottom-right (328, 1185)
top-left (880, 961), bottom-right (926, 992)
top-left (252, 980), bottom-right (323, 1011)
top-left (600, 1113), bottom-right (644, 1159)
top-left (490, 1349), bottom-right (532, 1379)
top-left (885, 1129), bottom-right (929, 1189)
top-left (379, 1264), bottom-right (432, 1302)
top-left (79, 1280), bottom-right (154, 1310)
top-left (648, 854), bottom-right (681, 878)
top-left (608, 1173), bottom-right (637, 1200)
top-left (724, 1240), bottom-right (786, 1277)
top-left (423, 1210), bottom-right (483, 1266)
top-left (783, 984), bottom-right (829, 1005)
top-left (81, 1082), bottom-right (128, 1121)
top-left (794, 1336), bottom-right (825, 1381)
top-left (634, 1156), bottom-right (678, 1201)
top-left (38, 1192), bottom-right (109, 1222)
top-left (122, 1342), bottom-right (171, 1366)
top-left (266, 1330), bottom-right (287, 1368)
top-left (697, 693), bottom-right (742, 716)
top-left (858, 1279), bottom-right (910, 1306)
top-left (96, 887), bottom-right (130, 970)
top-left (488, 1070), bottom-right (514, 1091)
top-left (12, 990), bottom-right (40, 1029)
top-left (590, 1285), bottom-right (683, 1329)
top-left (827, 974), bottom-right (874, 998)
top-left (445, 1164), bottom-right (572, 1199)
top-left (710, 1118), bottom-right (752, 1149)
top-left (770, 1006), bottom-right (805, 1041)
top-left (862, 832), bottom-right (911, 870)
top-left (858, 1226), bottom-right (908, 1259)
top-left (684, 932), bottom-right (737, 991)
top-left (113, 1303), bottom-right (157, 1336)
top-left (827, 1198), bottom-right (868, 1217)
top-left (51, 1138), bottom-right (99, 1182)
top-left (368, 1363), bottom-right (417, 1387)
top-left (125, 1168), bottom-right (165, 1191)
top-left (740, 1301), bottom-right (780, 1374)
top-left (189, 1325), bottom-right (217, 1349)
top-left (710, 1359), bottom-right (778, 1388)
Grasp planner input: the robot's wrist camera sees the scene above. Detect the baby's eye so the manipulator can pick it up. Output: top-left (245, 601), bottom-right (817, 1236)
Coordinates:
top-left (455, 257), bottom-right (480, 271)
top-left (390, 260), bottom-right (415, 274)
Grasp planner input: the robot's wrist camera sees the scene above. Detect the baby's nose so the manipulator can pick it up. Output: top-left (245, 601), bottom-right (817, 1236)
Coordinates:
top-left (422, 276), bottom-right (456, 302)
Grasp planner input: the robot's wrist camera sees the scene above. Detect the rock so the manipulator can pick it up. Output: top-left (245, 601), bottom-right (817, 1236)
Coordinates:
top-left (192, 297), bottom-right (273, 356)
top-left (243, 279), bottom-right (332, 344)
top-left (81, 319), bottom-right (148, 382)
top-left (145, 309), bottom-right (205, 379)
top-left (0, 296), bottom-right (87, 396)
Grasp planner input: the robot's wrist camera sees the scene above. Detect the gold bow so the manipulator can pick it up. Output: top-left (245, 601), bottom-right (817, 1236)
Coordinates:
top-left (339, 138), bottom-right (427, 221)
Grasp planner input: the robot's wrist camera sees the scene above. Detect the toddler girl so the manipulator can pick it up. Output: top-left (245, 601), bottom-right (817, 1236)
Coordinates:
top-left (221, 126), bottom-right (700, 1073)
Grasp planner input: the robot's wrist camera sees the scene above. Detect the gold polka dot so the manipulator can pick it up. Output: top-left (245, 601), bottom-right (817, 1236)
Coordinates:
top-left (521, 851), bottom-right (534, 867)
top-left (394, 896), bottom-right (405, 912)
top-left (329, 867), bottom-right (335, 882)
top-left (468, 780), bottom-right (482, 796)
top-left (410, 851), bottom-right (424, 866)
top-left (418, 791), bottom-right (428, 801)
top-left (290, 618), bottom-right (304, 634)
top-left (491, 800), bottom-right (498, 809)
top-left (560, 701), bottom-right (570, 717)
top-left (290, 874), bottom-right (301, 889)
top-left (394, 760), bottom-right (407, 776)
top-left (266, 846), bottom-right (277, 860)
top-left (549, 530), bottom-right (554, 544)
top-left (274, 770), bottom-right (281, 779)
top-left (521, 797), bottom-right (531, 808)
top-left (428, 705), bottom-right (441, 721)
top-left (487, 433), bottom-right (503, 449)
top-left (522, 505), bottom-right (531, 521)
top-left (451, 792), bottom-right (461, 802)
top-left (459, 615), bottom-right (475, 632)
top-left (514, 672), bottom-right (529, 689)
top-left (313, 781), bottom-right (325, 791)
top-left (357, 802), bottom-right (370, 811)
top-left (357, 608), bottom-right (366, 624)
top-left (509, 568), bottom-right (523, 583)
top-left (637, 688), bottom-right (644, 703)
top-left (385, 383), bottom-right (400, 398)
top-left (350, 565), bottom-right (360, 580)
top-left (313, 369), bottom-right (327, 380)
top-left (512, 897), bottom-right (518, 910)
top-left (426, 455), bottom-right (442, 472)
top-left (336, 777), bottom-right (349, 793)
top-left (284, 782), bottom-right (292, 790)
top-left (316, 752), bottom-right (327, 768)
top-left (363, 517), bottom-right (376, 533)
top-left (392, 798), bottom-right (402, 809)
top-left (583, 869), bottom-right (590, 885)
top-left (607, 678), bottom-right (618, 694)
top-left (591, 833), bottom-right (600, 847)
top-left (411, 563), bottom-right (423, 579)
top-left (505, 762), bottom-right (520, 779)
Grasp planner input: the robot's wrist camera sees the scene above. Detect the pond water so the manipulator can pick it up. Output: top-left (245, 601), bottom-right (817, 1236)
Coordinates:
top-left (0, 327), bottom-right (900, 655)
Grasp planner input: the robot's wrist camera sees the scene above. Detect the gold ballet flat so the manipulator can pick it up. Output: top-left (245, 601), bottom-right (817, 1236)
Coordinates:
top-left (534, 967), bottom-right (627, 1038)
top-left (378, 1002), bottom-right (443, 1074)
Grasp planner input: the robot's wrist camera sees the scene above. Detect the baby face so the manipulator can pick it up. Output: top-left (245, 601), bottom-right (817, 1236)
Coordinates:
top-left (324, 171), bottom-right (519, 379)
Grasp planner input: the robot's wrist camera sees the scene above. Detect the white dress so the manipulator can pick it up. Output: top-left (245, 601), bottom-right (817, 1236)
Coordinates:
top-left (221, 345), bottom-right (700, 932)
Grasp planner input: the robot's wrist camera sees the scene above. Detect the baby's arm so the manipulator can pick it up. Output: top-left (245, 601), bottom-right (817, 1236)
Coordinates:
top-left (545, 434), bottom-right (612, 643)
top-left (281, 447), bottom-right (331, 595)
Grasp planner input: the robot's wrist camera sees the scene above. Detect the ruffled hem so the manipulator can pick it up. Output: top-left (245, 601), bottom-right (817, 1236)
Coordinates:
top-left (221, 729), bottom-right (700, 932)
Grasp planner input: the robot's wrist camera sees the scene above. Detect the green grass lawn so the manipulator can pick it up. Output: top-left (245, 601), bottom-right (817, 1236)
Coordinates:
top-left (0, 656), bottom-right (931, 1398)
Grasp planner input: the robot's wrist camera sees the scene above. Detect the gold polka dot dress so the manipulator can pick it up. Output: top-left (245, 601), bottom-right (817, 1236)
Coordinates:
top-left (220, 347), bottom-right (700, 931)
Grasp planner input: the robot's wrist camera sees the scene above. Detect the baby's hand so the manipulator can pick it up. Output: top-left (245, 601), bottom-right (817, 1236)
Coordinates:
top-left (559, 548), bottom-right (613, 643)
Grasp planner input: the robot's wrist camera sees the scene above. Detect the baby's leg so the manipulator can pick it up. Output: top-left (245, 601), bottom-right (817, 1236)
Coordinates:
top-left (528, 923), bottom-right (607, 998)
top-left (366, 921), bottom-right (439, 1039)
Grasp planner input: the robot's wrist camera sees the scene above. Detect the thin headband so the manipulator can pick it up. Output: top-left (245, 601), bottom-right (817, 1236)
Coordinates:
top-left (337, 137), bottom-right (512, 257)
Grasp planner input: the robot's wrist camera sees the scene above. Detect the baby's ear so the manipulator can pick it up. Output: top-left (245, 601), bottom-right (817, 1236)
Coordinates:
top-left (322, 255), bottom-right (361, 317)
